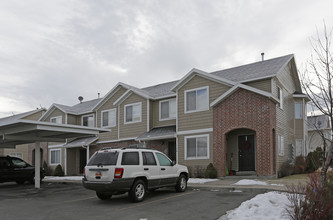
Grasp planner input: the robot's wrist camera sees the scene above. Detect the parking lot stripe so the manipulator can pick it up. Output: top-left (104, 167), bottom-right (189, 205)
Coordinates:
top-left (117, 191), bottom-right (196, 211)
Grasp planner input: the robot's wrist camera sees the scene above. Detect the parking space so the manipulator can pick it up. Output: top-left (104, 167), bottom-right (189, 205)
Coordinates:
top-left (0, 182), bottom-right (267, 220)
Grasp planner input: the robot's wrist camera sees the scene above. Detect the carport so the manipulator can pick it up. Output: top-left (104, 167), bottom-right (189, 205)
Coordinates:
top-left (0, 119), bottom-right (109, 188)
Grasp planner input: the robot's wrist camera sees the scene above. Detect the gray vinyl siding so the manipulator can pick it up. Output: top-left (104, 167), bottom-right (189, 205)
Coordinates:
top-left (97, 86), bottom-right (127, 142)
top-left (177, 75), bottom-right (231, 132)
top-left (244, 78), bottom-right (271, 93)
top-left (119, 93), bottom-right (147, 139)
top-left (67, 114), bottom-right (80, 125)
top-left (43, 108), bottom-right (65, 124)
top-left (152, 99), bottom-right (176, 128)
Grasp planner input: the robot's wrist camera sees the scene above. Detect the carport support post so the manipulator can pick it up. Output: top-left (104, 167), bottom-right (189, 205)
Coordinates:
top-left (34, 141), bottom-right (41, 189)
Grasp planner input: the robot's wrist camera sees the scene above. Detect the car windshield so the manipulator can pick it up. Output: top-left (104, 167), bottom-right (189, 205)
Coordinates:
top-left (87, 151), bottom-right (118, 166)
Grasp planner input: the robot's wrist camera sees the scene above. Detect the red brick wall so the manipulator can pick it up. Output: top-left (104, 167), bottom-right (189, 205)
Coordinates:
top-left (213, 88), bottom-right (276, 176)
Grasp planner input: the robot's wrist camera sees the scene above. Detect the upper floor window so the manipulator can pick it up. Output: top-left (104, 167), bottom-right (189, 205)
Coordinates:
top-left (101, 109), bottom-right (116, 127)
top-left (277, 86), bottom-right (283, 109)
top-left (159, 98), bottom-right (176, 121)
top-left (50, 116), bottom-right (62, 124)
top-left (124, 102), bottom-right (142, 124)
top-left (185, 134), bottom-right (209, 160)
top-left (82, 114), bottom-right (94, 127)
top-left (185, 86), bottom-right (209, 113)
top-left (295, 102), bottom-right (303, 119)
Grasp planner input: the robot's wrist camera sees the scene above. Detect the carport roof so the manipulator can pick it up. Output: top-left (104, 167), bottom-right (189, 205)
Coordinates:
top-left (0, 119), bottom-right (109, 148)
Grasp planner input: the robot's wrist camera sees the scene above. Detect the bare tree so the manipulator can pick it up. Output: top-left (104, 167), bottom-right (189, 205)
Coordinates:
top-left (301, 23), bottom-right (333, 185)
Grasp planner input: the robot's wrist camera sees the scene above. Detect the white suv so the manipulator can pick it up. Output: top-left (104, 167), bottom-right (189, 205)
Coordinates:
top-left (82, 147), bottom-right (189, 203)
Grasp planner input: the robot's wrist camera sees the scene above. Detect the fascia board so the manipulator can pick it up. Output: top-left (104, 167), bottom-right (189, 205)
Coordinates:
top-left (39, 104), bottom-right (61, 121)
top-left (113, 90), bottom-right (132, 106)
top-left (92, 83), bottom-right (122, 111)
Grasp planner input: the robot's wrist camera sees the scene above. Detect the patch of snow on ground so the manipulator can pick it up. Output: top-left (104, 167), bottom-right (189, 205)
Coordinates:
top-left (233, 179), bottom-right (268, 186)
top-left (45, 176), bottom-right (83, 181)
top-left (219, 191), bottom-right (291, 220)
top-left (188, 178), bottom-right (219, 184)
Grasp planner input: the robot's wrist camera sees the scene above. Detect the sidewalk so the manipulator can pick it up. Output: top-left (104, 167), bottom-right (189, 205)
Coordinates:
top-left (43, 174), bottom-right (309, 191)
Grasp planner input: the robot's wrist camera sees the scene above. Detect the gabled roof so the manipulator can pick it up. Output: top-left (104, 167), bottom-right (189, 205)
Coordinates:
top-left (211, 54), bottom-right (294, 83)
top-left (171, 68), bottom-right (235, 92)
top-left (141, 80), bottom-right (178, 99)
top-left (210, 83), bottom-right (279, 107)
top-left (0, 108), bottom-right (46, 124)
top-left (307, 115), bottom-right (331, 131)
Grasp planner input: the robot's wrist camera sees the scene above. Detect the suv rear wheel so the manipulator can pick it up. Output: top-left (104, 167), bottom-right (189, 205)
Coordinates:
top-left (175, 174), bottom-right (187, 192)
top-left (129, 179), bottom-right (146, 203)
top-left (96, 192), bottom-right (112, 200)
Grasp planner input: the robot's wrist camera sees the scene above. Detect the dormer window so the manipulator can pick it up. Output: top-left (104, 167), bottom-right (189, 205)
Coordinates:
top-left (185, 86), bottom-right (209, 113)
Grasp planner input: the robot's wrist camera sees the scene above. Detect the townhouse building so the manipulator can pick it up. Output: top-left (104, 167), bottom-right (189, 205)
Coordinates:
top-left (38, 54), bottom-right (308, 177)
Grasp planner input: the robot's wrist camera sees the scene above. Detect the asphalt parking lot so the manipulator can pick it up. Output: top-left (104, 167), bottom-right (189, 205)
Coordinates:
top-left (0, 182), bottom-right (268, 220)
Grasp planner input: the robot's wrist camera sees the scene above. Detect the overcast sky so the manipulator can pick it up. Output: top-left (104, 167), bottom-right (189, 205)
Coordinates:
top-left (0, 0), bottom-right (332, 118)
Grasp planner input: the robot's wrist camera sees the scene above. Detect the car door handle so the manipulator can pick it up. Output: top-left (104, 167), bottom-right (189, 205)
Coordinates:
top-left (144, 168), bottom-right (149, 171)
top-left (161, 168), bottom-right (166, 171)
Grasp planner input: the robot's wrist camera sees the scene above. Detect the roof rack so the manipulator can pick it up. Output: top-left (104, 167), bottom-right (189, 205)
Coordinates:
top-left (121, 146), bottom-right (148, 150)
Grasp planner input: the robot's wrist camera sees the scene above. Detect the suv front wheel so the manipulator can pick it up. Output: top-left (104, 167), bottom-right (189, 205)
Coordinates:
top-left (175, 174), bottom-right (187, 192)
top-left (129, 179), bottom-right (146, 203)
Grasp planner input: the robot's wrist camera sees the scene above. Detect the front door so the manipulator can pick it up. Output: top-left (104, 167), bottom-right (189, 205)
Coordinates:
top-left (168, 141), bottom-right (176, 162)
top-left (79, 149), bottom-right (87, 174)
top-left (238, 135), bottom-right (255, 171)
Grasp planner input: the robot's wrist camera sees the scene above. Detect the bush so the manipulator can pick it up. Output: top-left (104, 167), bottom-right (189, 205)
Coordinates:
top-left (204, 163), bottom-right (217, 178)
top-left (286, 173), bottom-right (333, 220)
top-left (306, 147), bottom-right (323, 172)
top-left (42, 161), bottom-right (52, 176)
top-left (278, 161), bottom-right (294, 178)
top-left (53, 164), bottom-right (64, 176)
top-left (293, 156), bottom-right (306, 174)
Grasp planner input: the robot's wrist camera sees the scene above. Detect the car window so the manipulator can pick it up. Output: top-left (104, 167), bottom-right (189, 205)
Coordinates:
top-left (87, 152), bottom-right (118, 166)
top-left (0, 158), bottom-right (10, 169)
top-left (121, 152), bottom-right (139, 165)
top-left (142, 152), bottom-right (157, 166)
top-left (11, 158), bottom-right (27, 168)
top-left (156, 153), bottom-right (172, 166)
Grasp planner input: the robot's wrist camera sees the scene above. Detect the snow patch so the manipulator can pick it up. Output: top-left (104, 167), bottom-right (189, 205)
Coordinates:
top-left (44, 176), bottom-right (83, 181)
top-left (188, 178), bottom-right (218, 184)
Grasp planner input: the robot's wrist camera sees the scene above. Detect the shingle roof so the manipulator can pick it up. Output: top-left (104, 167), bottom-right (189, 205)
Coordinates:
top-left (307, 115), bottom-right (330, 130)
top-left (136, 125), bottom-right (176, 141)
top-left (54, 98), bottom-right (102, 115)
top-left (211, 54), bottom-right (294, 82)
top-left (141, 80), bottom-right (178, 98)
top-left (0, 108), bottom-right (45, 124)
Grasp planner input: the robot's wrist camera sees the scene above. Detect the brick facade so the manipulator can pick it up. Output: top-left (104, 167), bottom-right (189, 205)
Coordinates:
top-left (213, 89), bottom-right (276, 177)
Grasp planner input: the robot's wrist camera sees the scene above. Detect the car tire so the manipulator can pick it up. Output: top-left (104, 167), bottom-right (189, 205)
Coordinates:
top-left (175, 174), bottom-right (187, 192)
top-left (96, 192), bottom-right (112, 200)
top-left (129, 179), bottom-right (146, 203)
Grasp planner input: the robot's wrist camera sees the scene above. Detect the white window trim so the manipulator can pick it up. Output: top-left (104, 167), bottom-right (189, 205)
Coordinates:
top-left (278, 135), bottom-right (284, 156)
top-left (159, 98), bottom-right (176, 121)
top-left (277, 86), bottom-right (283, 109)
top-left (184, 86), bottom-right (209, 114)
top-left (81, 114), bottom-right (95, 127)
top-left (50, 116), bottom-right (62, 124)
top-left (294, 102), bottom-right (303, 119)
top-left (124, 102), bottom-right (142, 124)
top-left (49, 149), bottom-right (61, 166)
top-left (184, 134), bottom-right (210, 160)
top-left (101, 108), bottom-right (117, 128)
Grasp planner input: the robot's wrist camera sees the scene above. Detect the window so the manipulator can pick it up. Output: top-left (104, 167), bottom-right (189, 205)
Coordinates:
top-left (88, 152), bottom-right (119, 166)
top-left (50, 149), bottom-right (61, 165)
top-left (296, 139), bottom-right (303, 156)
top-left (124, 102), bottom-right (142, 124)
top-left (185, 134), bottom-right (209, 159)
top-left (295, 102), bottom-right (303, 119)
top-left (101, 109), bottom-right (116, 127)
top-left (185, 87), bottom-right (209, 113)
top-left (142, 152), bottom-right (157, 165)
top-left (278, 135), bottom-right (284, 156)
top-left (11, 158), bottom-right (27, 168)
top-left (50, 116), bottom-right (62, 124)
top-left (277, 87), bottom-right (283, 109)
top-left (9, 153), bottom-right (23, 159)
top-left (82, 114), bottom-right (94, 127)
top-left (156, 153), bottom-right (172, 166)
top-left (121, 152), bottom-right (139, 165)
top-left (160, 99), bottom-right (176, 120)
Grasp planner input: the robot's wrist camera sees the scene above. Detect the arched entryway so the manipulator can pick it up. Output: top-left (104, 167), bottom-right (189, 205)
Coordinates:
top-left (226, 128), bottom-right (256, 173)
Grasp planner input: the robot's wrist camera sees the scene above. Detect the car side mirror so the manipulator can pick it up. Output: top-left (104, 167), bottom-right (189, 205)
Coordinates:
top-left (172, 161), bottom-right (176, 166)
